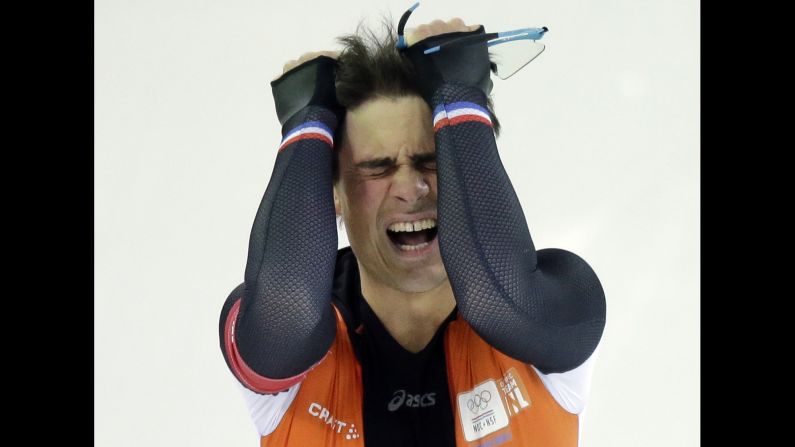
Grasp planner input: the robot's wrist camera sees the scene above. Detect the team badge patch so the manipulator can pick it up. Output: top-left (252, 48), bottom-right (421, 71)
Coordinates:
top-left (456, 368), bottom-right (532, 442)
top-left (498, 367), bottom-right (532, 416)
top-left (456, 379), bottom-right (510, 441)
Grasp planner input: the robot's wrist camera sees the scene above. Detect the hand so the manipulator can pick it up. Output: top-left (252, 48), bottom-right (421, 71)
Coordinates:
top-left (273, 50), bottom-right (340, 82)
top-left (400, 18), bottom-right (492, 103)
top-left (404, 18), bottom-right (480, 47)
top-left (270, 50), bottom-right (342, 130)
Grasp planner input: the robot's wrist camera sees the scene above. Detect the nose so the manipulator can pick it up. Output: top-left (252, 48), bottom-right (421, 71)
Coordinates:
top-left (390, 166), bottom-right (430, 204)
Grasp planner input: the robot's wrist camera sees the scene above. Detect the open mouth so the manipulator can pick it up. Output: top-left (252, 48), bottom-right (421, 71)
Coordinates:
top-left (386, 218), bottom-right (438, 252)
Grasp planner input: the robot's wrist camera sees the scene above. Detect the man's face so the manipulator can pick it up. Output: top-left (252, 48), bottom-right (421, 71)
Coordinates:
top-left (334, 95), bottom-right (446, 293)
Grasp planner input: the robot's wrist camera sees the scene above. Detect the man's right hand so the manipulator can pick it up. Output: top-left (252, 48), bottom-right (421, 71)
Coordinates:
top-left (274, 51), bottom-right (340, 82)
top-left (270, 51), bottom-right (343, 130)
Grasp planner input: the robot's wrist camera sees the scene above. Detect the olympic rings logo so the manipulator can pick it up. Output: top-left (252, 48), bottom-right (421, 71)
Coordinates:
top-left (466, 390), bottom-right (492, 414)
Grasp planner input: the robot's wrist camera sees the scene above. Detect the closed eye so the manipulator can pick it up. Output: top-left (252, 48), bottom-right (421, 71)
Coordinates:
top-left (364, 166), bottom-right (395, 177)
top-left (411, 153), bottom-right (437, 172)
top-left (419, 161), bottom-right (437, 171)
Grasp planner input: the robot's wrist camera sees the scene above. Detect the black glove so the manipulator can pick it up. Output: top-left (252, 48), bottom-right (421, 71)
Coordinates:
top-left (270, 55), bottom-right (344, 133)
top-left (400, 25), bottom-right (493, 105)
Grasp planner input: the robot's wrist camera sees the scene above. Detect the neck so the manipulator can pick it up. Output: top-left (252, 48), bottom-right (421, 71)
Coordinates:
top-left (357, 261), bottom-right (456, 353)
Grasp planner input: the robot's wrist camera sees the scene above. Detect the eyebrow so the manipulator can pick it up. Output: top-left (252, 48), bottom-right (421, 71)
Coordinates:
top-left (354, 153), bottom-right (436, 170)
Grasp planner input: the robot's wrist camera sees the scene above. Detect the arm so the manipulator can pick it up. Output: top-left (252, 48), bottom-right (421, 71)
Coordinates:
top-left (404, 24), bottom-right (606, 374)
top-left (219, 55), bottom-right (341, 393)
top-left (533, 340), bottom-right (602, 414)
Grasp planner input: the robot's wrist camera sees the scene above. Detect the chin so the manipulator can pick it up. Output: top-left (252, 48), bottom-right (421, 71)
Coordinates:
top-left (395, 266), bottom-right (448, 293)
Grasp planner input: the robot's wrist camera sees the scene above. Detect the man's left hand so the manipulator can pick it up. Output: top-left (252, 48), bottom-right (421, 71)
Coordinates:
top-left (404, 18), bottom-right (480, 47)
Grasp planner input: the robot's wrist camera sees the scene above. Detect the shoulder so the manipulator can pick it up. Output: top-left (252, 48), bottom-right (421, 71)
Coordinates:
top-left (237, 381), bottom-right (303, 436)
top-left (530, 341), bottom-right (603, 414)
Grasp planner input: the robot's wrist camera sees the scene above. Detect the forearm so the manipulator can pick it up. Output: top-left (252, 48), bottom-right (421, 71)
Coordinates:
top-left (227, 106), bottom-right (339, 385)
top-left (433, 82), bottom-right (606, 373)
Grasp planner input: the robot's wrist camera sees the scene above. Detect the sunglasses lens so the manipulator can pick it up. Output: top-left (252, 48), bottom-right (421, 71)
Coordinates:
top-left (488, 39), bottom-right (545, 80)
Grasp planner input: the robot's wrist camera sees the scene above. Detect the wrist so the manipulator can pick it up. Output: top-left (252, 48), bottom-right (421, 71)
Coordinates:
top-left (271, 56), bottom-right (344, 132)
top-left (402, 26), bottom-right (493, 106)
top-left (278, 106), bottom-right (338, 152)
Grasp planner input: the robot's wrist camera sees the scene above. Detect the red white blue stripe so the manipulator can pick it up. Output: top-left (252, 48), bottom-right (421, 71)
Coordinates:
top-left (278, 121), bottom-right (334, 152)
top-left (432, 101), bottom-right (492, 131)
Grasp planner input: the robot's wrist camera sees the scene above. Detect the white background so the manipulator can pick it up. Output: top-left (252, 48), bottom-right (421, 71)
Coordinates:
top-left (94, 0), bottom-right (699, 445)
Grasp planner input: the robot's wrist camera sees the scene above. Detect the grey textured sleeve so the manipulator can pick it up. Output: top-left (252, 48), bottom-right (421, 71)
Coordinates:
top-left (219, 106), bottom-right (339, 390)
top-left (432, 82), bottom-right (606, 374)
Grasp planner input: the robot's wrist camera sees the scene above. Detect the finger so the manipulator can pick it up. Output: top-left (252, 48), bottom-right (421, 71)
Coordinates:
top-left (448, 18), bottom-right (478, 33)
top-left (283, 59), bottom-right (298, 72)
top-left (274, 51), bottom-right (339, 81)
top-left (296, 51), bottom-right (339, 67)
top-left (297, 51), bottom-right (323, 64)
top-left (416, 24), bottom-right (430, 40)
top-left (405, 25), bottom-right (428, 46)
top-left (429, 19), bottom-right (446, 36)
top-left (447, 17), bottom-right (466, 30)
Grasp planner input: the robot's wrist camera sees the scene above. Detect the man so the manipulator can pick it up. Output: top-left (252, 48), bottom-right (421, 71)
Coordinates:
top-left (219, 14), bottom-right (606, 447)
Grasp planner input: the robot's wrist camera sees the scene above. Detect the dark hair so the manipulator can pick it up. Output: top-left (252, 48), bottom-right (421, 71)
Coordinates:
top-left (332, 17), bottom-right (501, 182)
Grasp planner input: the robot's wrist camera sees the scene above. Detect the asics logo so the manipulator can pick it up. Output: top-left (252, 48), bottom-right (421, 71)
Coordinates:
top-left (387, 389), bottom-right (437, 411)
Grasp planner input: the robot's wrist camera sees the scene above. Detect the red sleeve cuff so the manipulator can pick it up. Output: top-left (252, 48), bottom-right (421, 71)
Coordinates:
top-left (224, 299), bottom-right (327, 393)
